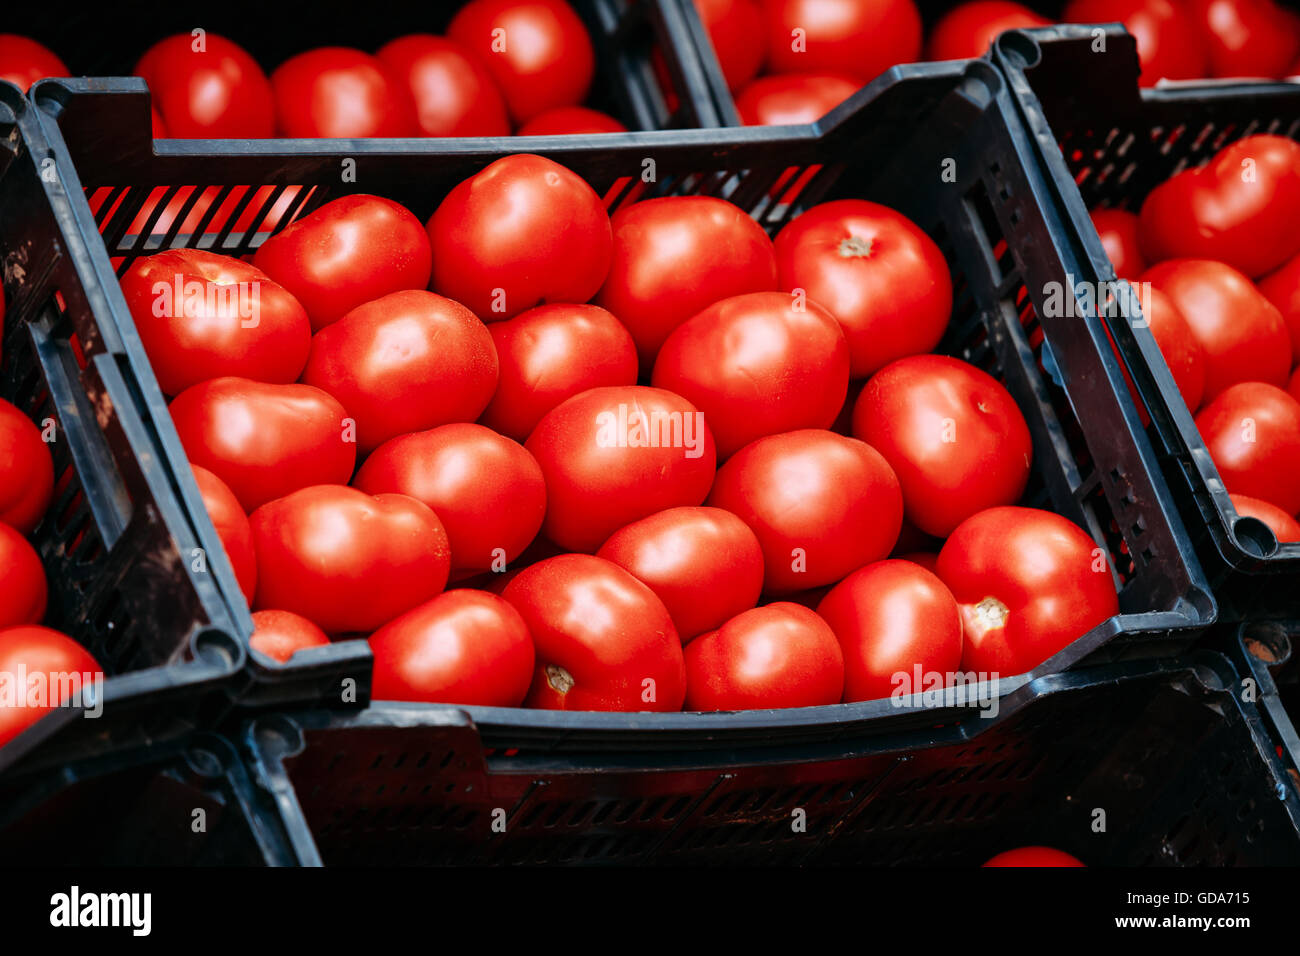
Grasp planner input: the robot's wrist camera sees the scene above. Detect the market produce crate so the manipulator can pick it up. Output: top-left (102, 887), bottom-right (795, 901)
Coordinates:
top-left (1222, 621), bottom-right (1300, 789)
top-left (3, 0), bottom-right (725, 131)
top-left (993, 24), bottom-right (1300, 619)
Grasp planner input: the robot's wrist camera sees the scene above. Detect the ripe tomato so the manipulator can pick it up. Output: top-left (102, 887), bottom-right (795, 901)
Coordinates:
top-left (118, 249), bottom-right (312, 396)
top-left (693, 0), bottom-right (766, 90)
top-left (370, 589), bottom-right (534, 706)
top-left (0, 397), bottom-right (54, 535)
top-left (253, 194), bottom-right (432, 332)
top-left (1187, 0), bottom-right (1300, 79)
top-left (816, 559), bottom-right (963, 703)
top-left (1137, 286), bottom-right (1207, 413)
top-left (478, 303), bottom-right (638, 442)
top-left (428, 154), bottom-right (612, 321)
top-left (596, 506), bottom-right (764, 642)
top-left (300, 290), bottom-right (498, 453)
top-left (1230, 493), bottom-right (1300, 543)
top-left (251, 484), bottom-right (450, 634)
top-left (734, 73), bottom-right (858, 125)
top-left (1290, 367), bottom-right (1300, 404)
top-left (852, 355), bottom-right (1031, 538)
top-left (502, 554), bottom-right (685, 711)
top-left (375, 34), bottom-right (511, 137)
top-left (353, 423), bottom-right (546, 577)
top-left (0, 34), bottom-right (67, 91)
top-left (1064, 0), bottom-right (1207, 83)
top-left (1142, 259), bottom-right (1289, 401)
top-left (684, 602), bottom-right (843, 710)
top-left (526, 386), bottom-right (717, 552)
top-left (169, 377), bottom-right (356, 512)
top-left (270, 47), bottom-right (416, 138)
top-left (1090, 207), bottom-right (1147, 280)
top-left (248, 609), bottom-right (330, 663)
top-left (192, 465), bottom-right (256, 605)
top-left (936, 506), bottom-right (1119, 676)
top-left (135, 33), bottom-right (274, 138)
top-left (596, 196), bottom-right (778, 365)
top-left (983, 847), bottom-right (1085, 867)
top-left (774, 199), bottom-right (953, 378)
top-left (927, 2), bottom-right (1051, 61)
top-left (1256, 249), bottom-right (1300, 366)
top-left (0, 523), bottom-right (46, 629)
top-left (1195, 383), bottom-right (1300, 514)
top-left (761, 0), bottom-right (921, 83)
top-left (1139, 135), bottom-right (1300, 278)
top-left (515, 106), bottom-right (627, 135)
top-left (0, 626), bottom-right (101, 748)
top-left (708, 429), bottom-right (902, 593)
top-left (447, 0), bottom-right (595, 124)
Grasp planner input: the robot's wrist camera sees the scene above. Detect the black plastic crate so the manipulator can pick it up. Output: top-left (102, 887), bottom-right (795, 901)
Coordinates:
top-left (994, 25), bottom-right (1300, 619)
top-left (1222, 621), bottom-right (1300, 791)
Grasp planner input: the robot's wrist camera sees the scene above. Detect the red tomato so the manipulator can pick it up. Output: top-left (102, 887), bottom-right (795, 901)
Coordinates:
top-left (983, 847), bottom-right (1085, 867)
top-left (376, 34), bottom-right (511, 137)
top-left (118, 249), bottom-right (312, 396)
top-left (596, 506), bottom-right (764, 642)
top-left (0, 626), bottom-right (101, 748)
top-left (0, 397), bottom-right (54, 535)
top-left (684, 602), bottom-right (843, 710)
top-left (1290, 367), bottom-right (1300, 404)
top-left (478, 303), bottom-right (638, 442)
top-left (169, 377), bottom-right (356, 512)
top-left (1090, 207), bottom-right (1147, 280)
top-left (1142, 259), bottom-right (1289, 402)
top-left (1195, 383), bottom-right (1300, 514)
top-left (1064, 0), bottom-right (1208, 83)
top-left (353, 423), bottom-right (546, 577)
top-left (0, 34), bottom-right (67, 91)
top-left (693, 0), bottom-right (766, 90)
top-left (936, 506), bottom-right (1119, 675)
top-left (774, 199), bottom-right (953, 378)
top-left (248, 609), bottom-right (330, 662)
top-left (1137, 286), bottom-right (1207, 413)
top-left (708, 429), bottom-right (903, 592)
top-left (300, 290), bottom-right (498, 453)
top-left (253, 195), bottom-right (431, 332)
top-left (1139, 135), bottom-right (1300, 278)
top-left (735, 73), bottom-right (858, 125)
top-left (251, 484), bottom-right (449, 634)
top-left (596, 197), bottom-right (778, 365)
top-left (502, 554), bottom-right (685, 711)
top-left (852, 355), bottom-right (1031, 538)
top-left (816, 559), bottom-right (963, 703)
top-left (447, 0), bottom-right (595, 124)
top-left (1187, 0), bottom-right (1300, 79)
top-left (192, 465), bottom-right (256, 605)
top-left (525, 386), bottom-right (717, 552)
top-left (652, 292), bottom-right (848, 459)
top-left (1256, 249), bottom-right (1300, 366)
top-left (135, 33), bottom-right (274, 138)
top-left (761, 0), bottom-right (922, 83)
top-left (369, 589), bottom-right (534, 706)
top-left (515, 106), bottom-right (627, 135)
top-left (1230, 493), bottom-right (1300, 543)
top-left (428, 154), bottom-right (612, 320)
top-left (927, 2), bottom-right (1051, 61)
top-left (0, 524), bottom-right (46, 629)
top-left (270, 47), bottom-right (416, 138)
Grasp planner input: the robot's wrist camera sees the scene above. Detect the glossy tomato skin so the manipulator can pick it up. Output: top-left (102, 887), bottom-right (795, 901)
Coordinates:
top-left (708, 429), bottom-right (903, 593)
top-left (0, 34), bottom-right (67, 91)
top-left (1139, 286), bottom-right (1206, 413)
top-left (816, 559), bottom-right (963, 703)
top-left (774, 199), bottom-right (953, 379)
top-left (192, 465), bottom-right (256, 605)
top-left (1195, 383), bottom-right (1300, 514)
top-left (0, 523), bottom-right (47, 629)
top-left (596, 197), bottom-right (778, 365)
top-left (135, 33), bottom-right (274, 138)
top-left (169, 377), bottom-right (356, 512)
top-left (852, 355), bottom-right (1031, 538)
top-left (353, 423), bottom-right (546, 576)
top-left (684, 602), bottom-right (844, 711)
top-left (1187, 0), bottom-right (1300, 79)
top-left (248, 609), bottom-right (330, 663)
top-left (270, 47), bottom-right (417, 138)
top-left (479, 303), bottom-right (638, 442)
top-left (526, 386), bottom-right (717, 552)
top-left (502, 554), bottom-right (685, 711)
top-left (515, 106), bottom-right (627, 135)
top-left (1142, 259), bottom-right (1290, 402)
top-left (984, 846), bottom-right (1085, 867)
top-left (252, 194), bottom-right (432, 332)
top-left (1230, 493), bottom-right (1300, 543)
top-left (428, 154), bottom-right (612, 321)
top-left (1065, 0), bottom-right (1207, 83)
top-left (370, 589), bottom-right (534, 706)
top-left (0, 627), bottom-right (101, 748)
top-left (1090, 207), bottom-right (1147, 280)
top-left (596, 506), bottom-right (764, 642)
top-left (735, 73), bottom-right (859, 125)
top-left (447, 0), bottom-right (595, 124)
top-left (118, 249), bottom-right (312, 396)
top-left (0, 397), bottom-right (54, 535)
top-left (693, 0), bottom-right (766, 90)
top-left (652, 291), bottom-right (849, 459)
top-left (936, 506), bottom-right (1119, 676)
top-left (1256, 249), bottom-right (1300, 366)
top-left (1139, 135), bottom-right (1300, 277)
top-left (300, 290), bottom-right (498, 454)
top-left (376, 34), bottom-right (511, 137)
top-left (761, 0), bottom-right (922, 83)
top-left (927, 2), bottom-right (1050, 61)
top-left (251, 485), bottom-right (450, 635)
